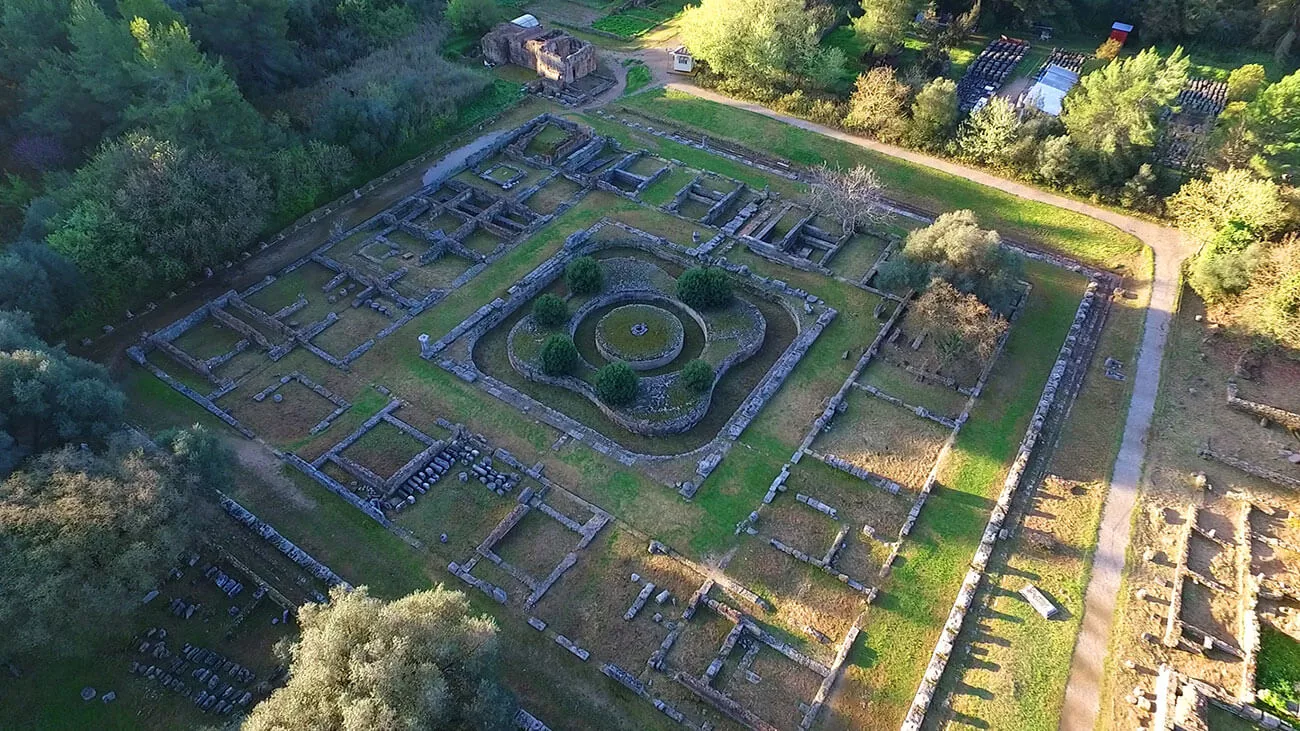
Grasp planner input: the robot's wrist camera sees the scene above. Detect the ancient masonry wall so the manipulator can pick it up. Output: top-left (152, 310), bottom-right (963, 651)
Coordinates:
top-left (1199, 445), bottom-right (1300, 490)
top-left (217, 492), bottom-right (351, 590)
top-left (1226, 381), bottom-right (1300, 431)
top-left (900, 281), bottom-right (1107, 731)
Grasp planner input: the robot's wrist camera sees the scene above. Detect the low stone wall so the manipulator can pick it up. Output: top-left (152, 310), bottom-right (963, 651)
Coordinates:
top-left (1226, 381), bottom-right (1300, 431)
top-left (218, 492), bottom-right (351, 589)
top-left (1199, 446), bottom-right (1300, 490)
top-left (281, 452), bottom-right (393, 528)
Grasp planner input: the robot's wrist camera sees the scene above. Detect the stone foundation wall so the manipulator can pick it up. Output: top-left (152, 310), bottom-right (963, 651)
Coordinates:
top-left (1225, 381), bottom-right (1300, 431)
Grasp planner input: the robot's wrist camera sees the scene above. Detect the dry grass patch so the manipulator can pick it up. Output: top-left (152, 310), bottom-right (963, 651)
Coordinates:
top-left (223, 378), bottom-right (339, 445)
top-left (338, 420), bottom-right (427, 478)
top-left (812, 391), bottom-right (950, 491)
top-left (493, 510), bottom-right (584, 581)
top-left (533, 527), bottom-right (701, 662)
top-left (717, 644), bottom-right (825, 729)
top-left (722, 538), bottom-right (864, 645)
top-left (785, 459), bottom-right (912, 538)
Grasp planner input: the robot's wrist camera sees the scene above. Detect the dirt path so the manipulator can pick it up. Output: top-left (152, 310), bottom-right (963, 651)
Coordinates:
top-left (226, 436), bottom-right (318, 511)
top-left (661, 82), bottom-right (1191, 730)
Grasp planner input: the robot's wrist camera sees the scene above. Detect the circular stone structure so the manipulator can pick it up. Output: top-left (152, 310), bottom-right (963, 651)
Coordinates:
top-left (595, 303), bottom-right (684, 371)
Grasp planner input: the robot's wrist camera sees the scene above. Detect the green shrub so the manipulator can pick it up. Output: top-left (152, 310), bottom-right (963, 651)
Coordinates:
top-left (540, 335), bottom-right (579, 376)
top-left (676, 267), bottom-right (732, 309)
top-left (624, 62), bottom-right (652, 96)
top-left (532, 293), bottom-right (568, 328)
top-left (565, 256), bottom-right (604, 295)
top-left (680, 359), bottom-right (714, 391)
top-left (596, 362), bottom-right (639, 405)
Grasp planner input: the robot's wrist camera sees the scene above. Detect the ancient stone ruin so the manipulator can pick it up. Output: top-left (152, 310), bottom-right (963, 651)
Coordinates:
top-left (481, 16), bottom-right (613, 104)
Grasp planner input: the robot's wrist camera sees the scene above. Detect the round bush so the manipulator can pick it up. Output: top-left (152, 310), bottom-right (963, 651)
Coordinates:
top-left (680, 359), bottom-right (714, 392)
top-left (566, 256), bottom-right (604, 295)
top-left (540, 335), bottom-right (579, 376)
top-left (532, 293), bottom-right (568, 328)
top-left (595, 362), bottom-right (638, 405)
top-left (676, 267), bottom-right (733, 310)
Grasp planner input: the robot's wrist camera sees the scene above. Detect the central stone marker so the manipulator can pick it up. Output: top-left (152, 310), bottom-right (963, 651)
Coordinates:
top-left (595, 303), bottom-right (684, 370)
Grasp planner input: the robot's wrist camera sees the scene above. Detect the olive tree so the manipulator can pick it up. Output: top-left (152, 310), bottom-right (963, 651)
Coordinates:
top-left (807, 164), bottom-right (888, 234)
top-left (245, 586), bottom-right (515, 731)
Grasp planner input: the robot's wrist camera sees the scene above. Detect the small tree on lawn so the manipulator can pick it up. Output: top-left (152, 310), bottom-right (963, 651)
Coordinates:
top-left (807, 164), bottom-right (888, 234)
top-left (910, 279), bottom-right (1009, 371)
top-left (540, 335), bottom-right (578, 376)
top-left (875, 209), bottom-right (1023, 314)
top-left (680, 360), bottom-right (714, 392)
top-left (565, 256), bottom-right (603, 295)
top-left (677, 267), bottom-right (733, 309)
top-left (596, 362), bottom-right (638, 405)
top-left (532, 294), bottom-right (568, 328)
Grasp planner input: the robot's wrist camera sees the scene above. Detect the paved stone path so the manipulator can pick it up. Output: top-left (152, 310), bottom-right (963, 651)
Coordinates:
top-left (662, 83), bottom-right (1192, 730)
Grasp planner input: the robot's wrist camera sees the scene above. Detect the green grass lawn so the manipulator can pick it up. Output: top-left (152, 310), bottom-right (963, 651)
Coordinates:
top-left (618, 89), bottom-right (1148, 275)
top-left (592, 0), bottom-right (689, 38)
top-left (623, 60), bottom-right (653, 96)
top-left (1258, 627), bottom-right (1300, 722)
top-left (639, 166), bottom-right (696, 206)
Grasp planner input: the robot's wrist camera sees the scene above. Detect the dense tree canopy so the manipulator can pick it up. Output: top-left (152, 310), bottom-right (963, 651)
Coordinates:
top-left (876, 210), bottom-right (1023, 313)
top-left (681, 359), bottom-right (714, 392)
top-left (1242, 70), bottom-right (1300, 176)
top-left (853, 0), bottom-right (915, 56)
top-left (540, 335), bottom-right (579, 376)
top-left (679, 0), bottom-right (840, 83)
top-left (0, 436), bottom-right (198, 658)
top-left (1062, 47), bottom-right (1189, 185)
top-left (565, 256), bottom-right (604, 296)
top-left (910, 279), bottom-right (1009, 370)
top-left (46, 134), bottom-right (268, 304)
top-left (956, 96), bottom-right (1021, 167)
top-left (286, 27), bottom-right (489, 161)
top-left (244, 585), bottom-right (516, 731)
top-left (532, 294), bottom-right (569, 328)
top-left (677, 267), bottom-right (734, 310)
top-left (445, 0), bottom-right (505, 36)
top-left (595, 362), bottom-right (639, 405)
top-left (1200, 235), bottom-right (1300, 348)
top-left (0, 311), bottom-right (125, 464)
top-left (0, 242), bottom-right (83, 335)
top-left (1167, 167), bottom-right (1288, 242)
top-left (185, 0), bottom-right (304, 94)
top-left (844, 67), bottom-right (910, 141)
top-left (0, 0), bottom-right (493, 319)
top-left (909, 77), bottom-right (959, 149)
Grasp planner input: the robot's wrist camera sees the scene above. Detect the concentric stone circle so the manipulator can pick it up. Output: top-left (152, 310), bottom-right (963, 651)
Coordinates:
top-left (594, 303), bottom-right (684, 371)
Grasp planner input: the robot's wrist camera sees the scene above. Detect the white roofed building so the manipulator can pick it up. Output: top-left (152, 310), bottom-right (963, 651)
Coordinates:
top-left (1019, 63), bottom-right (1080, 116)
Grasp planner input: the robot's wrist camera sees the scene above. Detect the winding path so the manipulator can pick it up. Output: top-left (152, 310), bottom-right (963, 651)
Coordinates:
top-left (661, 83), bottom-right (1191, 730)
